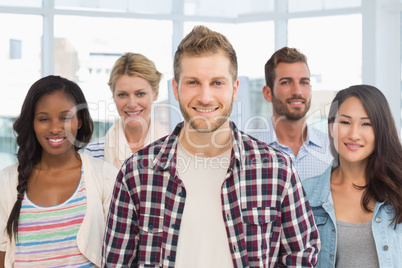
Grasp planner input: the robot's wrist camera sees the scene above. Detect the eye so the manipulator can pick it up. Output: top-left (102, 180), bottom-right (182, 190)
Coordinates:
top-left (188, 81), bottom-right (197, 85)
top-left (301, 80), bottom-right (310, 86)
top-left (117, 93), bottom-right (127, 98)
top-left (280, 80), bottom-right (289, 85)
top-left (37, 117), bottom-right (49, 122)
top-left (62, 116), bottom-right (73, 121)
top-left (339, 120), bottom-right (350, 125)
top-left (214, 81), bottom-right (223, 86)
top-left (362, 122), bottom-right (372, 126)
top-left (136, 92), bottom-right (146, 97)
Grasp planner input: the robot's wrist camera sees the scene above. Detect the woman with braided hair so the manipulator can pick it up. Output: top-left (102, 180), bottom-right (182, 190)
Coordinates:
top-left (0, 75), bottom-right (118, 267)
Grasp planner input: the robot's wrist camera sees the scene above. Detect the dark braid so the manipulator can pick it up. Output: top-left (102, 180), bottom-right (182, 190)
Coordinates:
top-left (6, 75), bottom-right (93, 239)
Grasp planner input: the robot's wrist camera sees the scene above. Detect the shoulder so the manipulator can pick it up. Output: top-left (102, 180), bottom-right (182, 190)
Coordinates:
top-left (80, 153), bottom-right (119, 179)
top-left (0, 163), bottom-right (18, 180)
top-left (302, 166), bottom-right (331, 200)
top-left (84, 137), bottom-right (106, 159)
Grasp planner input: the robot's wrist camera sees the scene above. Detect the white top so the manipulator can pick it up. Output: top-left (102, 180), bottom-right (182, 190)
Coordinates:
top-left (175, 142), bottom-right (233, 268)
top-left (84, 118), bottom-right (168, 169)
top-left (0, 153), bottom-right (118, 268)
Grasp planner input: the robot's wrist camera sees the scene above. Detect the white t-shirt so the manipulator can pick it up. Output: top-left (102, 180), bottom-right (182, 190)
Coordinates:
top-left (175, 142), bottom-right (233, 268)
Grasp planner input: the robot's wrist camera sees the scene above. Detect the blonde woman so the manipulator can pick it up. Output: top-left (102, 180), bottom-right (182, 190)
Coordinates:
top-left (85, 53), bottom-right (168, 168)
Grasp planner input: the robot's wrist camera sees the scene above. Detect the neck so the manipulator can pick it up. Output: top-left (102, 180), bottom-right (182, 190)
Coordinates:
top-left (179, 120), bottom-right (232, 157)
top-left (272, 114), bottom-right (307, 156)
top-left (39, 149), bottom-right (81, 170)
top-left (124, 117), bottom-right (151, 148)
top-left (333, 159), bottom-right (368, 186)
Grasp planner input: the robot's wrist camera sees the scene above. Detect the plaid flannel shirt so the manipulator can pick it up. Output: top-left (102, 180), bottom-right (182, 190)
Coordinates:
top-left (102, 122), bottom-right (320, 267)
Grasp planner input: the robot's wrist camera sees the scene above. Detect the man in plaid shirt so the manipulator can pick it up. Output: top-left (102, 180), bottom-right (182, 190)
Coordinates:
top-left (102, 25), bottom-right (320, 267)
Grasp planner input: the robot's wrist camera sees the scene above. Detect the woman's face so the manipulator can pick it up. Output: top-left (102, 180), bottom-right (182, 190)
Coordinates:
top-left (34, 91), bottom-right (81, 157)
top-left (113, 75), bottom-right (158, 130)
top-left (330, 96), bottom-right (375, 166)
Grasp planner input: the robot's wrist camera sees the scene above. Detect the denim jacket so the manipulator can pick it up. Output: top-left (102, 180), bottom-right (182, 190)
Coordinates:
top-left (302, 166), bottom-right (402, 267)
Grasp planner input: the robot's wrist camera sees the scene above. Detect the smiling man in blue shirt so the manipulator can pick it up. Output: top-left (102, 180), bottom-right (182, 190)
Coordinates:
top-left (249, 47), bottom-right (333, 180)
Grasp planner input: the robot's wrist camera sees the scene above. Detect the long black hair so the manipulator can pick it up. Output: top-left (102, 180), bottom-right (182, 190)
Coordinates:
top-left (7, 75), bottom-right (93, 239)
top-left (328, 85), bottom-right (402, 227)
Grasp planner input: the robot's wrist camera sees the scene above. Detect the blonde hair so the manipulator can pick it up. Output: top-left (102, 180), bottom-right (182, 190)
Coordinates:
top-left (108, 52), bottom-right (162, 93)
top-left (173, 25), bottom-right (237, 82)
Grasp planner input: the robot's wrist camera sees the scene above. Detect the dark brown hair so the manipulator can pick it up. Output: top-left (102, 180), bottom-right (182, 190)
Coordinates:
top-left (328, 84), bottom-right (402, 227)
top-left (7, 75), bottom-right (93, 239)
top-left (264, 47), bottom-right (309, 90)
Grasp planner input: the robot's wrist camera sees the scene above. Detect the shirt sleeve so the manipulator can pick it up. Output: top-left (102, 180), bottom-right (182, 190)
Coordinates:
top-left (102, 163), bottom-right (139, 267)
top-left (278, 163), bottom-right (320, 267)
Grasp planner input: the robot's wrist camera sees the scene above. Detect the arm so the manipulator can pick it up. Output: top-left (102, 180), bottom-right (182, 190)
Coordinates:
top-left (0, 251), bottom-right (5, 268)
top-left (102, 166), bottom-right (139, 267)
top-left (279, 166), bottom-right (320, 267)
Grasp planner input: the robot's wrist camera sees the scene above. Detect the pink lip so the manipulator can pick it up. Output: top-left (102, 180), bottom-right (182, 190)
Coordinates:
top-left (46, 137), bottom-right (66, 147)
top-left (345, 143), bottom-right (363, 151)
top-left (125, 110), bottom-right (143, 117)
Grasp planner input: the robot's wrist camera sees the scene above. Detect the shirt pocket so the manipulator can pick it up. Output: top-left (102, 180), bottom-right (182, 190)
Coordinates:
top-left (138, 214), bottom-right (164, 266)
top-left (242, 207), bottom-right (279, 266)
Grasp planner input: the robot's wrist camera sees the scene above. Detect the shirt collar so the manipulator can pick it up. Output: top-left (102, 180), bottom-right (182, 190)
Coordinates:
top-left (151, 121), bottom-right (244, 170)
top-left (269, 116), bottom-right (327, 149)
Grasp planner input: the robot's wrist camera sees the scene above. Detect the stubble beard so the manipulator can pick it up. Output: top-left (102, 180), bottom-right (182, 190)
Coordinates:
top-left (179, 96), bottom-right (234, 133)
top-left (271, 93), bottom-right (311, 121)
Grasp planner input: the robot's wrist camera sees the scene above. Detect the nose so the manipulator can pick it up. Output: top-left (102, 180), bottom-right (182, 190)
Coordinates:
top-left (291, 83), bottom-right (302, 96)
top-left (127, 95), bottom-right (137, 108)
top-left (348, 124), bottom-right (361, 141)
top-left (50, 120), bottom-right (63, 134)
top-left (197, 84), bottom-right (212, 104)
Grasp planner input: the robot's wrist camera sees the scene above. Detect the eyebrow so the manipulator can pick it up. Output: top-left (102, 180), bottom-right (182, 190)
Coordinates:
top-left (278, 77), bottom-right (310, 81)
top-left (36, 110), bottom-right (72, 116)
top-left (339, 114), bottom-right (370, 120)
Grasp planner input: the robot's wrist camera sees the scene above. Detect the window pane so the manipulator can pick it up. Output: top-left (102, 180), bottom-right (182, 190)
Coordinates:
top-left (55, 0), bottom-right (172, 14)
top-left (0, 0), bottom-right (41, 7)
top-left (288, 0), bottom-right (361, 13)
top-left (288, 14), bottom-right (362, 131)
top-left (0, 14), bottom-right (42, 117)
top-left (54, 16), bottom-right (173, 137)
top-left (237, 0), bottom-right (275, 15)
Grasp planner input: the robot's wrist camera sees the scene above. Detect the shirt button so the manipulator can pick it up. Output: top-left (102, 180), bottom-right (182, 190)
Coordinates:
top-left (332, 229), bottom-right (336, 232)
top-left (233, 246), bottom-right (237, 253)
top-left (148, 224), bottom-right (153, 230)
top-left (226, 214), bottom-right (230, 221)
top-left (258, 216), bottom-right (263, 224)
top-left (330, 255), bottom-right (334, 259)
top-left (171, 224), bottom-right (176, 229)
top-left (178, 192), bottom-right (184, 197)
top-left (376, 217), bottom-right (382, 223)
top-left (167, 255), bottom-right (175, 261)
top-left (383, 245), bottom-right (389, 251)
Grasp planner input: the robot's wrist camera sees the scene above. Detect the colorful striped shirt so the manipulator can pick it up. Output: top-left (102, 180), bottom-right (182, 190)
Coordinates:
top-left (15, 169), bottom-right (95, 267)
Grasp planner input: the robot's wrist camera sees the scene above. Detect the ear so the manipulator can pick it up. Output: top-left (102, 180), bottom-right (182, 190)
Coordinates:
top-left (78, 117), bottom-right (82, 130)
top-left (153, 87), bottom-right (159, 102)
top-left (232, 78), bottom-right (239, 102)
top-left (172, 78), bottom-right (179, 101)
top-left (262, 85), bottom-right (273, 103)
top-left (329, 122), bottom-right (334, 138)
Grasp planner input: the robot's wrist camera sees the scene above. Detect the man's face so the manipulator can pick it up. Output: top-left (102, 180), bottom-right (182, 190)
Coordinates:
top-left (172, 50), bottom-right (239, 133)
top-left (263, 62), bottom-right (312, 121)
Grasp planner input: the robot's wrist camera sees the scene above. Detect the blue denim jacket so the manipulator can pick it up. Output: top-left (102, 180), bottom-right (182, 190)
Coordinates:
top-left (302, 166), bottom-right (402, 267)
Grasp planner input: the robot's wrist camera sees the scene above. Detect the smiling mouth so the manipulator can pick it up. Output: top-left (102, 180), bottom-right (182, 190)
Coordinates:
top-left (48, 138), bottom-right (65, 143)
top-left (194, 107), bottom-right (218, 113)
top-left (126, 111), bottom-right (142, 116)
top-left (345, 143), bottom-right (363, 148)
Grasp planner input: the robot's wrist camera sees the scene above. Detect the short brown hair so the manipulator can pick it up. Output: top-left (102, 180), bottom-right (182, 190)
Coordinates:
top-left (264, 47), bottom-right (309, 89)
top-left (108, 52), bottom-right (162, 94)
top-left (173, 25), bottom-right (238, 83)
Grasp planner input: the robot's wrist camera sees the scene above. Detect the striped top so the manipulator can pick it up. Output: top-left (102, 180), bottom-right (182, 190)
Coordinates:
top-left (15, 169), bottom-right (95, 267)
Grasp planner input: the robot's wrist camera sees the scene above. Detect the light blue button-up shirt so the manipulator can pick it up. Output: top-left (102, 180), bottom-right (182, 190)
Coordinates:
top-left (248, 117), bottom-right (333, 181)
top-left (302, 166), bottom-right (402, 267)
